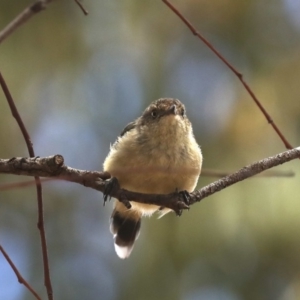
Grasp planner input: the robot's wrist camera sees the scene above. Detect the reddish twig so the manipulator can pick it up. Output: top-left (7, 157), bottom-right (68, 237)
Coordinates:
top-left (0, 178), bottom-right (55, 191)
top-left (74, 0), bottom-right (89, 15)
top-left (0, 73), bottom-right (53, 300)
top-left (162, 0), bottom-right (294, 150)
top-left (0, 245), bottom-right (42, 300)
top-left (0, 0), bottom-right (89, 45)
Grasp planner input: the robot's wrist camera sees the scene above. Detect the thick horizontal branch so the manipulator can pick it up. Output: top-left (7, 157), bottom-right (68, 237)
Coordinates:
top-left (0, 148), bottom-right (299, 214)
top-left (0, 155), bottom-right (110, 186)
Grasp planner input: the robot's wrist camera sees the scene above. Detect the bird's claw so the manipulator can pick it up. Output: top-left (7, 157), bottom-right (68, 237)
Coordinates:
top-left (174, 189), bottom-right (191, 216)
top-left (179, 190), bottom-right (191, 206)
top-left (103, 177), bottom-right (119, 206)
top-left (103, 177), bottom-right (132, 209)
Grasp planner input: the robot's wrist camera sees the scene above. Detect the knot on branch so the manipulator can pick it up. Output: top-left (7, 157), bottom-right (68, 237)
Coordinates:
top-left (1, 155), bottom-right (65, 177)
top-left (30, 1), bottom-right (47, 13)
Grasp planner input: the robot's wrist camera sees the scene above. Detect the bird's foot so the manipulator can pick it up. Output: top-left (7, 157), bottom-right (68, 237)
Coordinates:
top-left (174, 189), bottom-right (191, 216)
top-left (103, 177), bottom-right (132, 209)
top-left (103, 177), bottom-right (119, 206)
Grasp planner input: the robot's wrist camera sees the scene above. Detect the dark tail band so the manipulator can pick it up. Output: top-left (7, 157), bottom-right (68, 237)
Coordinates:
top-left (110, 206), bottom-right (141, 259)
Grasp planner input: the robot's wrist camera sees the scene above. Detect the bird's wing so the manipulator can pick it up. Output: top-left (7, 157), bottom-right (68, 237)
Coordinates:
top-left (120, 121), bottom-right (137, 137)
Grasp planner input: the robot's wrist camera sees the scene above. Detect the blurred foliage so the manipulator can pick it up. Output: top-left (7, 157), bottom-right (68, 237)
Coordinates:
top-left (1, 0), bottom-right (300, 300)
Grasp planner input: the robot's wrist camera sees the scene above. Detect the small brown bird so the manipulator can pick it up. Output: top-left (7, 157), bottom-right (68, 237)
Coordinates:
top-left (103, 98), bottom-right (202, 258)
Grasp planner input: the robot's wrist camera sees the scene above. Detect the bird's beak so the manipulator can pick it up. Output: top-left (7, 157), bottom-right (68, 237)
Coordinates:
top-left (163, 104), bottom-right (177, 116)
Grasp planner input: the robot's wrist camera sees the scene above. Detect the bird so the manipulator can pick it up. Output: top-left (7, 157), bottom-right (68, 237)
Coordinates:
top-left (103, 98), bottom-right (202, 259)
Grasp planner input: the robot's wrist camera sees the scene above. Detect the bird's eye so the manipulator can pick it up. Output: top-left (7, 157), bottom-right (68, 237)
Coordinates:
top-left (181, 108), bottom-right (185, 116)
top-left (151, 110), bottom-right (158, 118)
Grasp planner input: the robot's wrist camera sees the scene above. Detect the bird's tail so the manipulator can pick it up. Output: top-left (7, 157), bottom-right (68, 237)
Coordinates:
top-left (110, 201), bottom-right (141, 259)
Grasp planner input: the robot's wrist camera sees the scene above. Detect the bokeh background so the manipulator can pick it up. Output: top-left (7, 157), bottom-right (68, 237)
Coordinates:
top-left (1, 0), bottom-right (300, 299)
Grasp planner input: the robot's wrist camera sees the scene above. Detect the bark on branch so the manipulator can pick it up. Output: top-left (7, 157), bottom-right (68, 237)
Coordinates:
top-left (1, 147), bottom-right (299, 215)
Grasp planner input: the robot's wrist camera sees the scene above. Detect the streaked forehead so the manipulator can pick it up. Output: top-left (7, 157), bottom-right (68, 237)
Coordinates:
top-left (151, 98), bottom-right (184, 110)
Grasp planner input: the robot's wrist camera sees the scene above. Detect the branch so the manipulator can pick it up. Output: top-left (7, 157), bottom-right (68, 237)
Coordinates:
top-left (0, 72), bottom-right (53, 300)
top-left (74, 0), bottom-right (88, 15)
top-left (0, 0), bottom-right (54, 45)
top-left (201, 168), bottom-right (294, 178)
top-left (162, 0), bottom-right (294, 151)
top-left (1, 148), bottom-right (299, 214)
top-left (0, 155), bottom-right (110, 185)
top-left (0, 0), bottom-right (89, 45)
top-left (190, 147), bottom-right (300, 205)
top-left (0, 245), bottom-right (42, 300)
top-left (0, 167), bottom-right (293, 193)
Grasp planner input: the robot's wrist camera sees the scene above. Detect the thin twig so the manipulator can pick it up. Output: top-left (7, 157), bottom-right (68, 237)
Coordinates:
top-left (190, 147), bottom-right (300, 204)
top-left (0, 178), bottom-right (55, 191)
top-left (162, 0), bottom-right (294, 150)
top-left (0, 245), bottom-right (42, 300)
top-left (202, 168), bottom-right (294, 178)
top-left (0, 0), bottom-right (89, 45)
top-left (0, 73), bottom-right (53, 300)
top-left (0, 0), bottom-right (54, 45)
top-left (74, 0), bottom-right (88, 15)
top-left (0, 148), bottom-right (299, 214)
